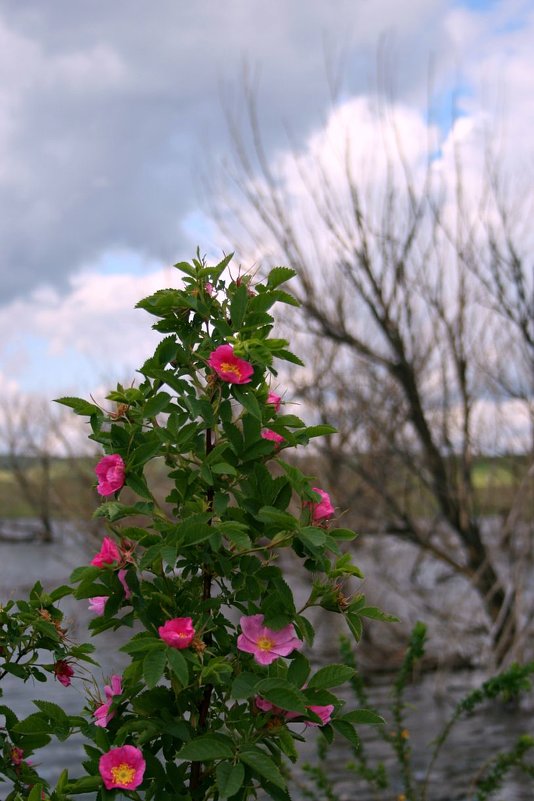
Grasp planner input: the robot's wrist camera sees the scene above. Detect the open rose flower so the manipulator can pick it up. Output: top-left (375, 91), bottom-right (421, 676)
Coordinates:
top-left (306, 487), bottom-right (335, 524)
top-left (99, 745), bottom-right (145, 791)
top-left (53, 659), bottom-right (74, 687)
top-left (94, 674), bottom-right (122, 728)
top-left (237, 614), bottom-right (303, 666)
top-left (208, 344), bottom-right (254, 384)
top-left (91, 536), bottom-right (121, 568)
top-left (255, 696), bottom-right (334, 727)
top-left (88, 596), bottom-right (108, 616)
top-left (95, 453), bottom-right (125, 496)
top-left (10, 746), bottom-right (24, 766)
top-left (267, 390), bottom-right (282, 412)
top-left (261, 429), bottom-right (285, 446)
top-left (158, 617), bottom-right (195, 649)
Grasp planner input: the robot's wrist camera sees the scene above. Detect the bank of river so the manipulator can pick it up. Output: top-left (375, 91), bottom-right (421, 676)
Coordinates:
top-left (0, 530), bottom-right (532, 800)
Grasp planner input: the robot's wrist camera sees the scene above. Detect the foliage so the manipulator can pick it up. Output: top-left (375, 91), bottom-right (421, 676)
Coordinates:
top-left (299, 624), bottom-right (534, 801)
top-left (0, 254), bottom-right (381, 800)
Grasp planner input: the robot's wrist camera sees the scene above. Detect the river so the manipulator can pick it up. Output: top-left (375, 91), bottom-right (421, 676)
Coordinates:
top-left (0, 527), bottom-right (532, 800)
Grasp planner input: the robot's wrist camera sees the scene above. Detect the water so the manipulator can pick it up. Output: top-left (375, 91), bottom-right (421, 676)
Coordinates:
top-left (0, 528), bottom-right (533, 800)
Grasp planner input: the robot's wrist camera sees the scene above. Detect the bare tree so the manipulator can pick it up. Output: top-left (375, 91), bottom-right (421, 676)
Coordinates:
top-left (0, 395), bottom-right (99, 542)
top-left (209, 86), bottom-right (534, 664)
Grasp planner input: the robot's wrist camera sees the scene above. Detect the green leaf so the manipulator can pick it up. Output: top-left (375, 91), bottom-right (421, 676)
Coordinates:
top-left (65, 776), bottom-right (103, 794)
top-left (303, 424), bottom-right (337, 438)
top-left (179, 522), bottom-right (214, 547)
top-left (128, 439), bottom-right (162, 469)
top-left (33, 700), bottom-right (70, 729)
top-left (216, 761), bottom-right (245, 799)
top-left (358, 606), bottom-right (400, 622)
top-left (144, 391), bottom-right (172, 417)
top-left (166, 648), bottom-right (189, 686)
top-left (332, 718), bottom-right (360, 749)
top-left (343, 709), bottom-right (386, 726)
top-left (287, 652), bottom-right (310, 688)
top-left (211, 462), bottom-right (238, 476)
top-left (307, 664), bottom-right (355, 690)
top-left (275, 349), bottom-right (305, 365)
top-left (267, 267), bottom-right (297, 289)
top-left (296, 614), bottom-right (315, 646)
top-left (136, 288), bottom-right (188, 316)
top-left (299, 526), bottom-right (326, 547)
top-left (256, 679), bottom-right (307, 713)
top-left (143, 648), bottom-right (167, 689)
top-left (13, 713), bottom-right (50, 735)
top-left (257, 506), bottom-right (298, 529)
top-left (239, 748), bottom-right (286, 789)
top-left (125, 472), bottom-right (153, 500)
top-left (231, 284), bottom-right (249, 329)
top-left (231, 672), bottom-right (260, 699)
top-left (177, 733), bottom-right (234, 761)
top-left (346, 612), bottom-right (363, 642)
top-left (28, 784), bottom-right (45, 801)
top-left (330, 528), bottom-right (358, 541)
top-left (233, 386), bottom-right (261, 420)
top-left (54, 396), bottom-right (101, 416)
top-left (49, 584), bottom-right (72, 602)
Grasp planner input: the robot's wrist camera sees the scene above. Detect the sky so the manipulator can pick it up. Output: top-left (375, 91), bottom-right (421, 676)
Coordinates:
top-left (0, 0), bottom-right (532, 407)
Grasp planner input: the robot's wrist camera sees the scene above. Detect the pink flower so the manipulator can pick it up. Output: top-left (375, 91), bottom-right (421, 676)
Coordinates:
top-left (118, 568), bottom-right (132, 600)
top-left (307, 703), bottom-right (335, 727)
top-left (10, 746), bottom-right (24, 766)
top-left (88, 596), bottom-right (108, 616)
top-left (255, 696), bottom-right (333, 727)
top-left (91, 536), bottom-right (121, 568)
top-left (95, 453), bottom-right (125, 496)
top-left (261, 429), bottom-right (285, 446)
top-left (99, 745), bottom-right (145, 791)
top-left (208, 344), bottom-right (254, 384)
top-left (53, 660), bottom-right (74, 687)
top-left (267, 391), bottom-right (282, 412)
top-left (205, 282), bottom-right (214, 296)
top-left (237, 614), bottom-right (303, 666)
top-left (94, 674), bottom-right (122, 728)
top-left (158, 617), bottom-right (195, 649)
top-left (307, 487), bottom-right (335, 524)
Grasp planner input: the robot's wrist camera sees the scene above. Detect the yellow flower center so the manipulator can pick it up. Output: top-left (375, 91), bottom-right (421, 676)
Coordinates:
top-left (220, 361), bottom-right (241, 378)
top-left (257, 636), bottom-right (274, 651)
top-left (111, 763), bottom-right (136, 785)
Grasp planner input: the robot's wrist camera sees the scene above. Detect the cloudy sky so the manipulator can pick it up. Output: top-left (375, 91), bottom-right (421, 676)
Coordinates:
top-left (0, 0), bottom-right (532, 400)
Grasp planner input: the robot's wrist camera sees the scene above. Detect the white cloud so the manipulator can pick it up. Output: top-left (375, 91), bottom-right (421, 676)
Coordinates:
top-left (0, 256), bottom-right (183, 396)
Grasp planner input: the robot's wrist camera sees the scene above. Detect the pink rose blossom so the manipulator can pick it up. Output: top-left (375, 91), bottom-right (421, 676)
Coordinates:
top-left (237, 614), bottom-right (303, 666)
top-left (10, 746), bottom-right (24, 766)
top-left (255, 696), bottom-right (333, 727)
top-left (95, 453), bottom-right (126, 496)
top-left (118, 568), bottom-right (132, 600)
top-left (205, 282), bottom-right (214, 296)
top-left (91, 536), bottom-right (121, 568)
top-left (94, 674), bottom-right (122, 728)
top-left (306, 703), bottom-right (335, 727)
top-left (53, 659), bottom-right (74, 687)
top-left (307, 487), bottom-right (335, 524)
top-left (158, 617), bottom-right (195, 649)
top-left (208, 344), bottom-right (254, 384)
top-left (261, 429), bottom-right (285, 446)
top-left (88, 596), bottom-right (108, 616)
top-left (99, 745), bottom-right (145, 791)
top-left (267, 391), bottom-right (282, 412)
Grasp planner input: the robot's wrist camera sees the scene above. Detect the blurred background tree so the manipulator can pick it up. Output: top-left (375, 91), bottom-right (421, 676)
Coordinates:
top-left (207, 76), bottom-right (534, 666)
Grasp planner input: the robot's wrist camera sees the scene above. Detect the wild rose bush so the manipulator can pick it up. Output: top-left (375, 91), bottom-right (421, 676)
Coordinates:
top-left (0, 255), bottom-right (392, 801)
